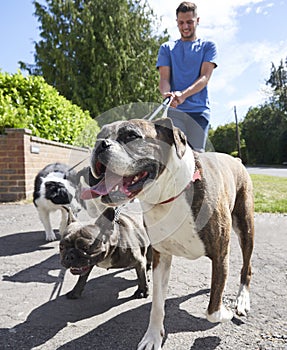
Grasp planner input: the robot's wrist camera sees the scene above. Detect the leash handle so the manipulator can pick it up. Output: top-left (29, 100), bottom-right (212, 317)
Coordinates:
top-left (147, 97), bottom-right (172, 121)
top-left (161, 97), bottom-right (172, 119)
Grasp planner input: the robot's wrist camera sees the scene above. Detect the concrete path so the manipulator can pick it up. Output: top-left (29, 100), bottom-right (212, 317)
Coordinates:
top-left (0, 203), bottom-right (286, 350)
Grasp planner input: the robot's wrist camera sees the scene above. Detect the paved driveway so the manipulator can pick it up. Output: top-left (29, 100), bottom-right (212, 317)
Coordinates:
top-left (0, 203), bottom-right (286, 349)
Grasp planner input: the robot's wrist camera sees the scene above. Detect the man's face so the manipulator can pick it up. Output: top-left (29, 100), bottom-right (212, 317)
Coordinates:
top-left (177, 11), bottom-right (199, 41)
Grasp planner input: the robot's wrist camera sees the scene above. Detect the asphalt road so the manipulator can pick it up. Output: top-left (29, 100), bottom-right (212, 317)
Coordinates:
top-left (247, 167), bottom-right (287, 178)
top-left (0, 203), bottom-right (286, 350)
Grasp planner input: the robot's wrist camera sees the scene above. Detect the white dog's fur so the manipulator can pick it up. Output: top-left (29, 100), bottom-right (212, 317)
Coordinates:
top-left (33, 163), bottom-right (81, 241)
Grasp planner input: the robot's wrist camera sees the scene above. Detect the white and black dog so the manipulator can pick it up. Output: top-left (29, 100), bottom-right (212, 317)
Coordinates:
top-left (33, 163), bottom-right (82, 241)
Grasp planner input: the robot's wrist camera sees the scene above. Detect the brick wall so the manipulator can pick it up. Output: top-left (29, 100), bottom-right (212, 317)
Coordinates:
top-left (0, 128), bottom-right (90, 202)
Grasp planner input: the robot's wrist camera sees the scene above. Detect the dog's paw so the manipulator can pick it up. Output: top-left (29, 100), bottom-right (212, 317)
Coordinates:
top-left (133, 288), bottom-right (149, 299)
top-left (206, 305), bottom-right (233, 323)
top-left (235, 284), bottom-right (250, 316)
top-left (137, 328), bottom-right (164, 350)
top-left (45, 231), bottom-right (57, 241)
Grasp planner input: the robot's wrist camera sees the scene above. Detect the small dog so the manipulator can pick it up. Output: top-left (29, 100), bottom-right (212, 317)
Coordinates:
top-left (33, 163), bottom-right (81, 241)
top-left (89, 118), bottom-right (255, 349)
top-left (60, 204), bottom-right (152, 299)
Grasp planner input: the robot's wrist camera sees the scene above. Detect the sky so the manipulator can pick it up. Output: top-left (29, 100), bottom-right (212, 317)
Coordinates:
top-left (0, 0), bottom-right (286, 128)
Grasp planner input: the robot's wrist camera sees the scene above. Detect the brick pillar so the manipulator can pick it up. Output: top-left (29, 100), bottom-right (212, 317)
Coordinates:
top-left (0, 129), bottom-right (31, 202)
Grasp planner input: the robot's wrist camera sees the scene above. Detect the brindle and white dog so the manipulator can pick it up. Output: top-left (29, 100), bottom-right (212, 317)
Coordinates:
top-left (89, 118), bottom-right (254, 350)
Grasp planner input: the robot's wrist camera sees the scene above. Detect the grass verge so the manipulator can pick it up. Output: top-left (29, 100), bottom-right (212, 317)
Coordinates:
top-left (250, 174), bottom-right (287, 213)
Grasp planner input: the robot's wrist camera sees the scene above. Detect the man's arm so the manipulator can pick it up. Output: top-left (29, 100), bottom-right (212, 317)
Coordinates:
top-left (174, 61), bottom-right (216, 106)
top-left (158, 66), bottom-right (172, 99)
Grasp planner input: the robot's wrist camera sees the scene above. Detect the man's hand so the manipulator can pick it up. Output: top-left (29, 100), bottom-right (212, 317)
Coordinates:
top-left (170, 91), bottom-right (185, 107)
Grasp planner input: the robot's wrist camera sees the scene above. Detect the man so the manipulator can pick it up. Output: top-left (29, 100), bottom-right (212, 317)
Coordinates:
top-left (156, 2), bottom-right (218, 152)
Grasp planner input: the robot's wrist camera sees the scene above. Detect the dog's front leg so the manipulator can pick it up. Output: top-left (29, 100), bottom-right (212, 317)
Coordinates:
top-left (138, 250), bottom-right (172, 350)
top-left (37, 207), bottom-right (56, 241)
top-left (66, 266), bottom-right (93, 299)
top-left (206, 251), bottom-right (233, 323)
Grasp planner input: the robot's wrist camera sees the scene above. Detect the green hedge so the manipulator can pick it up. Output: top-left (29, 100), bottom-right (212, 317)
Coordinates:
top-left (0, 71), bottom-right (99, 146)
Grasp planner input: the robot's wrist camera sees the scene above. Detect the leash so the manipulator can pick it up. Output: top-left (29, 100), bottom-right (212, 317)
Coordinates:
top-left (68, 152), bottom-right (91, 172)
top-left (145, 97), bottom-right (172, 121)
top-left (49, 266), bottom-right (66, 301)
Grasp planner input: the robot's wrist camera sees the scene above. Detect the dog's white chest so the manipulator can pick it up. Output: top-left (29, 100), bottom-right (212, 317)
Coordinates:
top-left (142, 196), bottom-right (205, 259)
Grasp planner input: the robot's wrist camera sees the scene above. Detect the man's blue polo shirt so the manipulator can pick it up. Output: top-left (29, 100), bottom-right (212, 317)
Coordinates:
top-left (156, 38), bottom-right (218, 117)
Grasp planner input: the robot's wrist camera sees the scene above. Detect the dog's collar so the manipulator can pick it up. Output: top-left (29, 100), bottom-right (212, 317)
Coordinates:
top-left (158, 169), bottom-right (201, 205)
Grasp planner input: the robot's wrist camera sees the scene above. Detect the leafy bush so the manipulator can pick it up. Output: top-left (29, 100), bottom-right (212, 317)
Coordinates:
top-left (0, 71), bottom-right (100, 146)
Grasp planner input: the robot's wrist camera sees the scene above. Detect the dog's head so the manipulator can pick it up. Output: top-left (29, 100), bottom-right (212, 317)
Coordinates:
top-left (89, 118), bottom-right (188, 206)
top-left (60, 207), bottom-right (118, 275)
top-left (45, 180), bottom-right (72, 205)
top-left (42, 173), bottom-right (82, 213)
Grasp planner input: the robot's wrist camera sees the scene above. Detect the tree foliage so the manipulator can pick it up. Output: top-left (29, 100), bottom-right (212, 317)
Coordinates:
top-left (266, 57), bottom-right (287, 111)
top-left (209, 123), bottom-right (238, 154)
top-left (241, 56), bottom-right (287, 164)
top-left (211, 57), bottom-right (287, 165)
top-left (21, 0), bottom-right (169, 125)
top-left (0, 71), bottom-right (99, 146)
top-left (241, 103), bottom-right (287, 164)
top-left (209, 123), bottom-right (247, 163)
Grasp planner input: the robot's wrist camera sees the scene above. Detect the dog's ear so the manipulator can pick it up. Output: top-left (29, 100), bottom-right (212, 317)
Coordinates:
top-left (153, 118), bottom-right (186, 159)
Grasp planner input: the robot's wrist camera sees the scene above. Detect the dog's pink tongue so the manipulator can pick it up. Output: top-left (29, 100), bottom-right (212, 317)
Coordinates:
top-left (80, 180), bottom-right (110, 199)
top-left (80, 171), bottom-right (123, 199)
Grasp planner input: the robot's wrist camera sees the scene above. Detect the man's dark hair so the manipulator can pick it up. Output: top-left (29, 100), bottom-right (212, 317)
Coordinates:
top-left (176, 2), bottom-right (197, 17)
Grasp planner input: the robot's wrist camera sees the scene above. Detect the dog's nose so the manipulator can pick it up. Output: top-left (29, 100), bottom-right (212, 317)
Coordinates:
top-left (101, 139), bottom-right (112, 149)
top-left (93, 139), bottom-right (112, 156)
top-left (65, 249), bottom-right (77, 264)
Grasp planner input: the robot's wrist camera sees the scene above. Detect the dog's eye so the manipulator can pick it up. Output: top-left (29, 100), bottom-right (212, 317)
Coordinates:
top-left (117, 127), bottom-right (142, 144)
top-left (75, 238), bottom-right (91, 253)
top-left (77, 243), bottom-right (89, 252)
top-left (82, 245), bottom-right (90, 252)
top-left (124, 131), bottom-right (142, 143)
top-left (80, 249), bottom-right (89, 257)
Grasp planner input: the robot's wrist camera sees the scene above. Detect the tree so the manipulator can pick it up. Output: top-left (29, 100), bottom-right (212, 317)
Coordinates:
top-left (209, 123), bottom-right (238, 154)
top-left (239, 58), bottom-right (287, 164)
top-left (266, 57), bottom-right (287, 112)
top-left (208, 123), bottom-right (247, 162)
top-left (241, 104), bottom-right (286, 164)
top-left (21, 0), bottom-right (169, 125)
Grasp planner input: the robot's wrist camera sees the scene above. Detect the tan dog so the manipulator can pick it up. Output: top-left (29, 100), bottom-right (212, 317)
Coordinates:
top-left (89, 118), bottom-right (254, 350)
